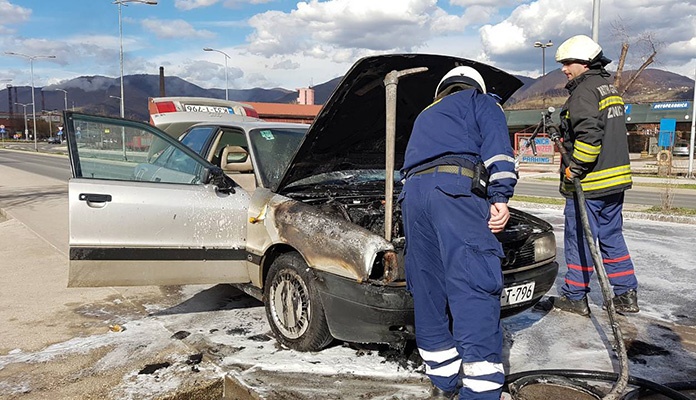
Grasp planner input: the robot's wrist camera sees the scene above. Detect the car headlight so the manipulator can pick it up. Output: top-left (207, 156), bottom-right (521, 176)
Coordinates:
top-left (534, 233), bottom-right (556, 262)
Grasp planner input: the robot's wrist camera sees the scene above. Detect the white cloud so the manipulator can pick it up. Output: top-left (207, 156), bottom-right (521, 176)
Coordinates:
top-left (246, 0), bottom-right (444, 57)
top-left (174, 0), bottom-right (220, 11)
top-left (271, 59), bottom-right (300, 70)
top-left (476, 0), bottom-right (696, 76)
top-left (141, 18), bottom-right (215, 39)
top-left (0, 0), bottom-right (31, 34)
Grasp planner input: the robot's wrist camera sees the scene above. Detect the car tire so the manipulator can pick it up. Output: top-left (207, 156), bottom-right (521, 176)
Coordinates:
top-left (264, 252), bottom-right (334, 352)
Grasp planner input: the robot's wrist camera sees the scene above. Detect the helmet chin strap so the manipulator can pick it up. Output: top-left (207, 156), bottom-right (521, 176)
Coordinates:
top-left (435, 83), bottom-right (478, 100)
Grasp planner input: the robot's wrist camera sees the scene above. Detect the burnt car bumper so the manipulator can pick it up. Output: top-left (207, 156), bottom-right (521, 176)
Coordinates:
top-left (313, 260), bottom-right (559, 346)
top-left (313, 269), bottom-right (415, 346)
top-left (501, 260), bottom-right (558, 318)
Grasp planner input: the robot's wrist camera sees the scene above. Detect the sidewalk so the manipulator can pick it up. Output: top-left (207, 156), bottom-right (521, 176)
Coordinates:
top-left (0, 167), bottom-right (224, 399)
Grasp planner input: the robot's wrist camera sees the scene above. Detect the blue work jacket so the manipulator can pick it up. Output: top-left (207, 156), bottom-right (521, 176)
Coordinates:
top-left (402, 89), bottom-right (517, 204)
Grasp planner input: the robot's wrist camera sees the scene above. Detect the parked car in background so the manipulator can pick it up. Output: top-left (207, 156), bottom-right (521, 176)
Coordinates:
top-left (47, 136), bottom-right (61, 144)
top-left (673, 140), bottom-right (691, 157)
top-left (148, 96), bottom-right (260, 138)
top-left (63, 54), bottom-right (558, 352)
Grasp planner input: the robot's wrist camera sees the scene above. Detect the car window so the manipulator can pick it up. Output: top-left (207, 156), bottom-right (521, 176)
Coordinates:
top-left (211, 129), bottom-right (249, 167)
top-left (68, 114), bottom-right (208, 185)
top-left (248, 127), bottom-right (306, 188)
top-left (179, 126), bottom-right (216, 155)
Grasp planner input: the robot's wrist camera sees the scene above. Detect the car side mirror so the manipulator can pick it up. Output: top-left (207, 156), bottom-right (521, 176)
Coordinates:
top-left (205, 166), bottom-right (236, 194)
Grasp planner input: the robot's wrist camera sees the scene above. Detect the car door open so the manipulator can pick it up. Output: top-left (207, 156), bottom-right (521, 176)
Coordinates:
top-left (63, 112), bottom-right (251, 287)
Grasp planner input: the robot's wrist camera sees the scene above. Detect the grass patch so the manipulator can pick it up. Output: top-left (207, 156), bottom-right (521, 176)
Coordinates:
top-left (633, 182), bottom-right (696, 190)
top-left (511, 195), bottom-right (565, 205)
top-left (644, 206), bottom-right (696, 216)
top-left (533, 176), bottom-right (696, 190)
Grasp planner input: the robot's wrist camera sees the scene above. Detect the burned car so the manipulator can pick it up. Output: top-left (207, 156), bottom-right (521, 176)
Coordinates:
top-left (64, 54), bottom-right (558, 352)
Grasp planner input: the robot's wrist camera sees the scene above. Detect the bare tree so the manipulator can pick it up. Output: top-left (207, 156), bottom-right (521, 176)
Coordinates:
top-left (610, 20), bottom-right (663, 95)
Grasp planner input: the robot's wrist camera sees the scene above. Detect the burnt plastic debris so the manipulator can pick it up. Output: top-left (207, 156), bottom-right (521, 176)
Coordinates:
top-left (171, 330), bottom-right (191, 340)
top-left (138, 362), bottom-right (171, 375)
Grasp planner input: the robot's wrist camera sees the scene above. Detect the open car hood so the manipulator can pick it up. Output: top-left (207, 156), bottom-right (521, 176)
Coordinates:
top-left (275, 53), bottom-right (523, 192)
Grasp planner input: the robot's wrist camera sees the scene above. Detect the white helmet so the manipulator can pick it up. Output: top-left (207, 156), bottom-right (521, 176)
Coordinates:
top-left (435, 66), bottom-right (486, 97)
top-left (555, 35), bottom-right (603, 64)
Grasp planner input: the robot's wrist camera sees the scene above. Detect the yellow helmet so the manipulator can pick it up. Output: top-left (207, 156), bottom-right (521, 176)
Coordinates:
top-left (555, 35), bottom-right (603, 64)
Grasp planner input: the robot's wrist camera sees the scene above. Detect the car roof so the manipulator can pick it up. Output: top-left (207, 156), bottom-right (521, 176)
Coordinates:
top-left (184, 120), bottom-right (310, 132)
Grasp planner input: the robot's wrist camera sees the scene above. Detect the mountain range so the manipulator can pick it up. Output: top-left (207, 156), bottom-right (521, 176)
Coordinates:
top-left (1, 68), bottom-right (693, 122)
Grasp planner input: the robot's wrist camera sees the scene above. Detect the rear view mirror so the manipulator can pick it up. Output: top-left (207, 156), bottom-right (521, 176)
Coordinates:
top-left (204, 166), bottom-right (235, 194)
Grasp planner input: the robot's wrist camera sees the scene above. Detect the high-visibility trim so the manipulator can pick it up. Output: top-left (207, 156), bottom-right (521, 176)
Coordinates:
top-left (461, 378), bottom-right (503, 393)
top-left (423, 98), bottom-right (443, 111)
top-left (419, 347), bottom-right (459, 364)
top-left (563, 164), bottom-right (632, 192)
top-left (568, 264), bottom-right (594, 272)
top-left (573, 140), bottom-right (601, 163)
top-left (574, 140), bottom-right (601, 155)
top-left (599, 96), bottom-right (624, 111)
top-left (425, 359), bottom-right (462, 377)
top-left (604, 254), bottom-right (631, 263)
top-left (608, 270), bottom-right (635, 278)
top-left (583, 165), bottom-right (631, 182)
top-left (565, 278), bottom-right (590, 287)
top-left (461, 360), bottom-right (504, 377)
top-left (579, 175), bottom-right (633, 191)
top-left (490, 171), bottom-right (517, 182)
top-left (484, 154), bottom-right (515, 167)
top-left (460, 361), bottom-right (504, 393)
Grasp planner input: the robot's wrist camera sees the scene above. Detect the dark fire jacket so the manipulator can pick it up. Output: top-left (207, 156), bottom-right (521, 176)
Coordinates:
top-left (559, 69), bottom-right (632, 198)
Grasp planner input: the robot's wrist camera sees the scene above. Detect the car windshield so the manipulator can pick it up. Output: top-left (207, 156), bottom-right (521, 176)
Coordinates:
top-left (285, 169), bottom-right (402, 189)
top-left (248, 127), bottom-right (307, 188)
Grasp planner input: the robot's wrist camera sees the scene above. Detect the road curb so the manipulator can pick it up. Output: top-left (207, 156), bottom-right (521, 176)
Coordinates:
top-left (511, 201), bottom-right (696, 225)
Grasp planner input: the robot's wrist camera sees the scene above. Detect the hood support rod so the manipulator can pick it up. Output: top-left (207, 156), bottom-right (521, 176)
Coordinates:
top-left (383, 67), bottom-right (428, 241)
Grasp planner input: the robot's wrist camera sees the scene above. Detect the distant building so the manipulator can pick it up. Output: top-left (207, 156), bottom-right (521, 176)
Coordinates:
top-left (246, 101), bottom-right (321, 125)
top-left (297, 87), bottom-right (315, 105)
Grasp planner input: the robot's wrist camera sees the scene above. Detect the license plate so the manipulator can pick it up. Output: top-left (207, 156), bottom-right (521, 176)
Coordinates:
top-left (500, 282), bottom-right (535, 306)
top-left (184, 105), bottom-right (232, 113)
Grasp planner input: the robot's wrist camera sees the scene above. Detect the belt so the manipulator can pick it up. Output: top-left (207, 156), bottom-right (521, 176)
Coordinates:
top-left (413, 165), bottom-right (474, 178)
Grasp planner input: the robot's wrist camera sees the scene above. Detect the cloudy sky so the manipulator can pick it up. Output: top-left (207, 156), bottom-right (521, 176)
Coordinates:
top-left (1, 0), bottom-right (695, 91)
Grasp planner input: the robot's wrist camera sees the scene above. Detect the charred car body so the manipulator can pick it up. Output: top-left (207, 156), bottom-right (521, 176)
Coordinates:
top-left (64, 54), bottom-right (558, 352)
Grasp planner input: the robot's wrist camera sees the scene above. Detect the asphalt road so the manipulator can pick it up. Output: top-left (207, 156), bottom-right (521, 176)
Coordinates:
top-left (2, 145), bottom-right (696, 399)
top-left (2, 146), bottom-right (696, 209)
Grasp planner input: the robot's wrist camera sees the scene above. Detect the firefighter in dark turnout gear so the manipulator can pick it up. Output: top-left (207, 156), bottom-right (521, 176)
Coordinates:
top-left (399, 66), bottom-right (517, 399)
top-left (552, 35), bottom-right (639, 316)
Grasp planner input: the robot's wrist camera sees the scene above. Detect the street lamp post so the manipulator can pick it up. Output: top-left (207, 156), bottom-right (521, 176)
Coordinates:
top-left (57, 89), bottom-right (68, 110)
top-left (203, 47), bottom-right (231, 101)
top-left (5, 52), bottom-right (56, 151)
top-left (42, 88), bottom-right (69, 111)
top-left (534, 40), bottom-right (554, 108)
top-left (109, 95), bottom-right (128, 160)
top-left (15, 102), bottom-right (33, 141)
top-left (534, 40), bottom-right (554, 77)
top-left (114, 0), bottom-right (158, 119)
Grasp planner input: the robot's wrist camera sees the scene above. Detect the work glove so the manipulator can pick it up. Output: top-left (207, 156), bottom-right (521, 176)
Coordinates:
top-left (564, 160), bottom-right (585, 181)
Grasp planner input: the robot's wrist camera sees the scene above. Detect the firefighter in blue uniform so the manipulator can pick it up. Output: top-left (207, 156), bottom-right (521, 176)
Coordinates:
top-left (552, 35), bottom-right (639, 316)
top-left (400, 66), bottom-right (517, 399)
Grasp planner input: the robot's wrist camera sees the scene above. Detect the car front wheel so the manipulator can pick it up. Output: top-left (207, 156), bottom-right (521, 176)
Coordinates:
top-left (264, 252), bottom-right (333, 351)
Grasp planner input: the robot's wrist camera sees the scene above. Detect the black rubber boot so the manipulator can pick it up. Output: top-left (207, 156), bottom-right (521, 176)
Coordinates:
top-left (552, 295), bottom-right (591, 317)
top-left (429, 384), bottom-right (458, 399)
top-left (612, 289), bottom-right (639, 313)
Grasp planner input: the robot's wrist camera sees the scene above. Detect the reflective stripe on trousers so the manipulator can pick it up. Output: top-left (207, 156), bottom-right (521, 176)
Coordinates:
top-left (561, 192), bottom-right (638, 300)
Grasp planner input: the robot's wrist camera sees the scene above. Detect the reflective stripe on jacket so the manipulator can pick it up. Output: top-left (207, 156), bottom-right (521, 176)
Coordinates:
top-left (559, 69), bottom-right (632, 198)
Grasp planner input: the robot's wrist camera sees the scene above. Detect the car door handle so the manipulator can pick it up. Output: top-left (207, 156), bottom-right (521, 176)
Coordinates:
top-left (79, 193), bottom-right (112, 203)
